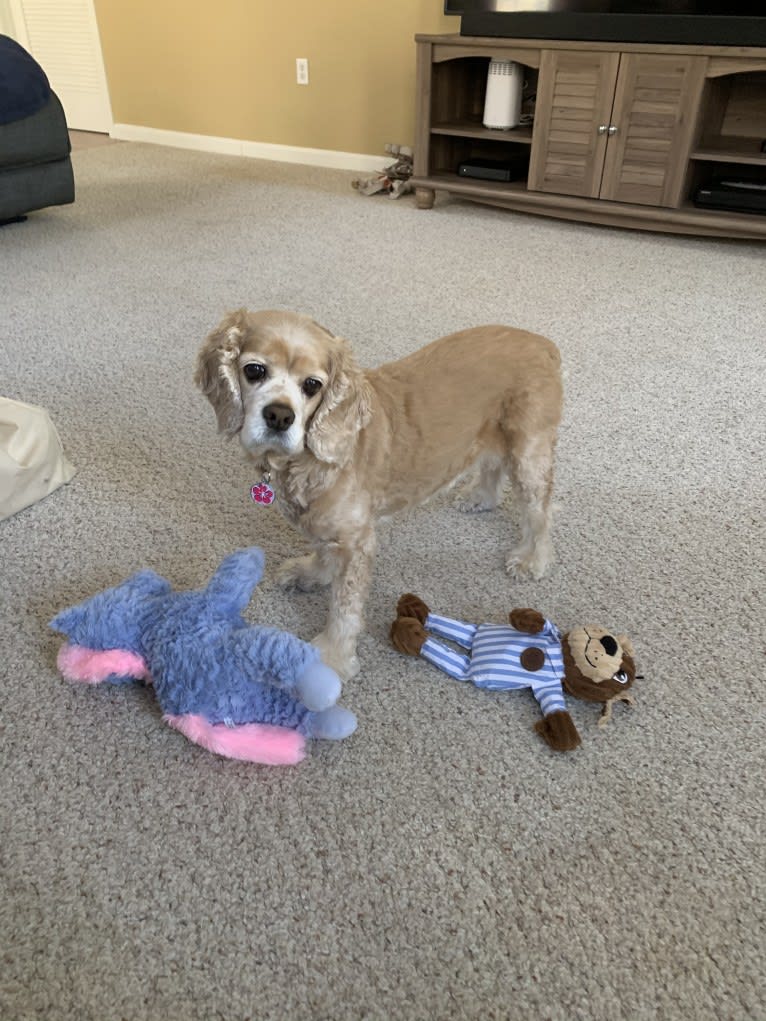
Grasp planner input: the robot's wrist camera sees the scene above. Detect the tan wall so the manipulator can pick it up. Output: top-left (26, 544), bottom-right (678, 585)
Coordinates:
top-left (93, 1), bottom-right (457, 155)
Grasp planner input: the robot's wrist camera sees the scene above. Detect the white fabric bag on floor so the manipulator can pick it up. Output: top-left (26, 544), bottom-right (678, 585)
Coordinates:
top-left (0, 397), bottom-right (76, 521)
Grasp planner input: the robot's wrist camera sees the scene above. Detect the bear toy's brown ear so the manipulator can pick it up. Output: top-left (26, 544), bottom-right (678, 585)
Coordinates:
top-left (534, 710), bottom-right (582, 752)
top-left (509, 608), bottom-right (546, 634)
top-left (390, 616), bottom-right (427, 656)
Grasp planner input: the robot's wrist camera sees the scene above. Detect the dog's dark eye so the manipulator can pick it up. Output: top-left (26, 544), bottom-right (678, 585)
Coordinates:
top-left (243, 363), bottom-right (266, 383)
top-left (302, 378), bottom-right (323, 397)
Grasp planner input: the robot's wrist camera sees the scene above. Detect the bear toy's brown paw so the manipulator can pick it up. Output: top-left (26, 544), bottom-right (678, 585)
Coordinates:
top-left (509, 608), bottom-right (546, 634)
top-left (534, 710), bottom-right (582, 752)
top-left (396, 593), bottom-right (430, 625)
top-left (390, 616), bottom-right (428, 656)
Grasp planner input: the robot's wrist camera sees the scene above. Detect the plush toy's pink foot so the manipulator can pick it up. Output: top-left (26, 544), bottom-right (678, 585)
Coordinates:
top-left (164, 714), bottom-right (306, 765)
top-left (57, 643), bottom-right (148, 684)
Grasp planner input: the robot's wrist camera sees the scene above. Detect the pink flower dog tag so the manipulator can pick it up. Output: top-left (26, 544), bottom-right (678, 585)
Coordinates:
top-left (250, 477), bottom-right (275, 505)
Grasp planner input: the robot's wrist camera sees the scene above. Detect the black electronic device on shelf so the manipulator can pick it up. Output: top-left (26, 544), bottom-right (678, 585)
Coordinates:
top-left (693, 176), bottom-right (766, 215)
top-left (457, 154), bottom-right (530, 182)
top-left (443, 2), bottom-right (766, 47)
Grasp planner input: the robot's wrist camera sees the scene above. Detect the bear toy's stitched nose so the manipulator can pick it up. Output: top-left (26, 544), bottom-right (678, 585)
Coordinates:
top-left (263, 403), bottom-right (295, 433)
top-left (600, 635), bottom-right (618, 657)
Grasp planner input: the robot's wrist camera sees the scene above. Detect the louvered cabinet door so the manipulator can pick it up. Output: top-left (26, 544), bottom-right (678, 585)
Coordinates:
top-left (600, 53), bottom-right (707, 207)
top-left (528, 50), bottom-right (620, 198)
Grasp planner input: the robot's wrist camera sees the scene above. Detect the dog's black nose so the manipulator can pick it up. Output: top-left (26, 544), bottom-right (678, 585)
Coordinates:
top-left (600, 635), bottom-right (618, 656)
top-left (263, 403), bottom-right (295, 432)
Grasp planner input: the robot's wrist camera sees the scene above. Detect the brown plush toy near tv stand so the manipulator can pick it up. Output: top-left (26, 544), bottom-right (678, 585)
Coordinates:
top-left (390, 594), bottom-right (637, 752)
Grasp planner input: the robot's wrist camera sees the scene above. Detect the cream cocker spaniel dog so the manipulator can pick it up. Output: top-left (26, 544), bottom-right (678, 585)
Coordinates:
top-left (196, 310), bottom-right (563, 679)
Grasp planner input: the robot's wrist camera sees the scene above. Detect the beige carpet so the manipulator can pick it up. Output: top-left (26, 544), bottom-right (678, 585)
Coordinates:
top-left (1, 141), bottom-right (764, 1021)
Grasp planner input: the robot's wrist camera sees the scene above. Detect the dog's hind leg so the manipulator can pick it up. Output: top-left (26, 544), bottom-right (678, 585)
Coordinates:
top-left (505, 428), bottom-right (557, 580)
top-left (276, 551), bottom-right (335, 592)
top-left (455, 454), bottom-right (506, 513)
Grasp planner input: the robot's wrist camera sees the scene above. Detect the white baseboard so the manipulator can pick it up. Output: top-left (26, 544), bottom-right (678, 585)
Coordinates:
top-left (110, 124), bottom-right (388, 173)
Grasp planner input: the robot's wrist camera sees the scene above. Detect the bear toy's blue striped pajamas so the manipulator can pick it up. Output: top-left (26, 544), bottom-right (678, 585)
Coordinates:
top-left (421, 612), bottom-right (567, 717)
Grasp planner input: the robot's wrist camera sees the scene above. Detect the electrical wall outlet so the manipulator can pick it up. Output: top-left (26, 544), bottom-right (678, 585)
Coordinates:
top-left (296, 58), bottom-right (309, 85)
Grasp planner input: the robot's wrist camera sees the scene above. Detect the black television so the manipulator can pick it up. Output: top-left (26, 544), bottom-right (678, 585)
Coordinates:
top-left (443, 1), bottom-right (766, 46)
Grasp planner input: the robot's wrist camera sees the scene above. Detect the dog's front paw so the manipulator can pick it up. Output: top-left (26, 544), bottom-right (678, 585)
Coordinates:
top-left (312, 631), bottom-right (360, 681)
top-left (506, 543), bottom-right (553, 581)
top-left (276, 554), bottom-right (330, 592)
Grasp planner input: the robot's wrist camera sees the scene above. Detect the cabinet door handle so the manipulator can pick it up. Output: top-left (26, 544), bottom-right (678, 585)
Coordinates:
top-left (597, 124), bottom-right (608, 135)
top-left (607, 125), bottom-right (618, 135)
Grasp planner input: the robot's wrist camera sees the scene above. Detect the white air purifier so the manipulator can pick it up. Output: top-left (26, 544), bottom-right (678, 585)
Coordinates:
top-left (482, 59), bottom-right (523, 130)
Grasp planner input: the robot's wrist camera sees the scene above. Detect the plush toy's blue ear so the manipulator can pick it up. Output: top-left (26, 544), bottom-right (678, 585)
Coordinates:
top-left (203, 547), bottom-right (265, 614)
top-left (49, 570), bottom-right (172, 649)
top-left (49, 605), bottom-right (84, 636)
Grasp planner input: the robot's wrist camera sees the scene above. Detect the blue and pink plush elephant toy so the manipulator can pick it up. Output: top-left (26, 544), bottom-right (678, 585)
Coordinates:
top-left (50, 547), bottom-right (356, 765)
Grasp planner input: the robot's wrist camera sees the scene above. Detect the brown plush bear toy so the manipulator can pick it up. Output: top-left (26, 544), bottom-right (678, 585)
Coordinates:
top-left (391, 594), bottom-right (637, 752)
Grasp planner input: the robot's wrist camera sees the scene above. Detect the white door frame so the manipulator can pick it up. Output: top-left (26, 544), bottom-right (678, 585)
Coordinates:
top-left (6, 0), bottom-right (30, 47)
top-left (5, 0), bottom-right (113, 133)
top-left (0, 2), bottom-right (16, 36)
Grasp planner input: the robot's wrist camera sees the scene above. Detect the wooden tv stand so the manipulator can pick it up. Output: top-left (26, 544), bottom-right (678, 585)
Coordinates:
top-left (413, 33), bottom-right (766, 239)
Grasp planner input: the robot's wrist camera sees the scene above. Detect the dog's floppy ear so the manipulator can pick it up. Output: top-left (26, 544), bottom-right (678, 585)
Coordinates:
top-left (194, 310), bottom-right (248, 436)
top-left (306, 333), bottom-right (372, 466)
